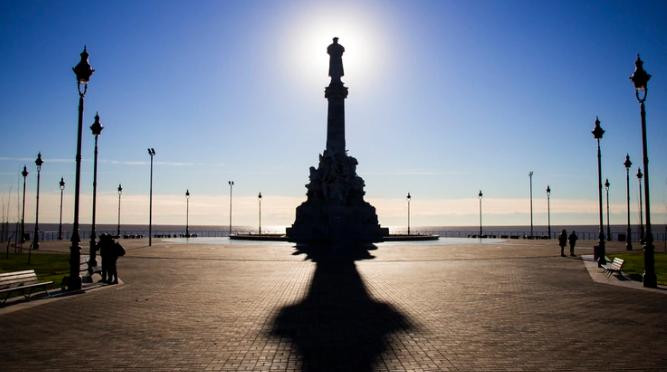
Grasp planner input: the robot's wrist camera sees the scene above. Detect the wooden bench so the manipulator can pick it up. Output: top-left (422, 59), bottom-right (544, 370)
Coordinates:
top-left (601, 257), bottom-right (625, 278)
top-left (0, 270), bottom-right (53, 304)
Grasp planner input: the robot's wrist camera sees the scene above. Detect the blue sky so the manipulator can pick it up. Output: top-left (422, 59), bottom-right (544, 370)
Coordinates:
top-left (1, 0), bottom-right (666, 228)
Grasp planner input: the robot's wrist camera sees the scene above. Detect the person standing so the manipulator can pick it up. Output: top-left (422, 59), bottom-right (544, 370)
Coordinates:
top-left (558, 229), bottom-right (568, 257)
top-left (107, 238), bottom-right (126, 284)
top-left (568, 231), bottom-right (578, 257)
top-left (99, 233), bottom-right (112, 283)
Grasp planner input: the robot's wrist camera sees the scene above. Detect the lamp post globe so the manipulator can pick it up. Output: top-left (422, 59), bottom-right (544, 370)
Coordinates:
top-left (58, 177), bottom-right (65, 240)
top-left (88, 113), bottom-right (104, 273)
top-left (20, 166), bottom-right (28, 245)
top-left (630, 54), bottom-right (656, 288)
top-left (117, 184), bottom-right (123, 237)
top-left (624, 155), bottom-right (632, 250)
top-left (68, 46), bottom-right (94, 291)
top-left (592, 117), bottom-right (606, 266)
top-left (546, 185), bottom-right (551, 238)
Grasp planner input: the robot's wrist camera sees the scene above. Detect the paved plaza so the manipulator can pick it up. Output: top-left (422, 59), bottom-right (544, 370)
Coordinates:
top-left (1, 238), bottom-right (666, 371)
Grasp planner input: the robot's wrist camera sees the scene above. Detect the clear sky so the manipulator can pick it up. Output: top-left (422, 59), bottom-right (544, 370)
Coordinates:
top-left (1, 0), bottom-right (666, 229)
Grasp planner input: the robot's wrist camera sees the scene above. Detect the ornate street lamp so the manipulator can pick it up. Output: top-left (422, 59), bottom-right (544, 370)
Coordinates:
top-left (185, 189), bottom-right (190, 237)
top-left (89, 113), bottom-right (103, 271)
top-left (637, 168), bottom-right (644, 243)
top-left (407, 193), bottom-right (411, 235)
top-left (478, 190), bottom-right (483, 237)
top-left (29, 153), bottom-right (43, 264)
top-left (592, 117), bottom-right (606, 266)
top-left (258, 192), bottom-right (262, 235)
top-left (630, 54), bottom-right (656, 288)
top-left (20, 166), bottom-right (28, 245)
top-left (624, 155), bottom-right (633, 250)
top-left (147, 148), bottom-right (156, 246)
top-left (605, 179), bottom-right (611, 241)
top-left (546, 185), bottom-right (551, 238)
top-left (228, 181), bottom-right (234, 236)
top-left (68, 46), bottom-right (94, 291)
top-left (529, 171), bottom-right (534, 237)
top-left (116, 184), bottom-right (122, 237)
top-left (58, 178), bottom-right (65, 240)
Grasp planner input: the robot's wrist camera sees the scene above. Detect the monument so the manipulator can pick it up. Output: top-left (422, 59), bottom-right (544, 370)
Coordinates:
top-left (286, 38), bottom-right (389, 247)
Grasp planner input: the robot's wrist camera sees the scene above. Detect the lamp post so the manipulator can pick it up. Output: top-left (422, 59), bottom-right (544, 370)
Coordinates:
top-left (69, 46), bottom-right (94, 291)
top-left (89, 113), bottom-right (103, 271)
top-left (637, 168), bottom-right (644, 243)
top-left (624, 155), bottom-right (633, 250)
top-left (630, 54), bottom-right (656, 288)
top-left (605, 179), bottom-right (612, 241)
top-left (30, 153), bottom-right (43, 260)
top-left (407, 192), bottom-right (411, 235)
top-left (185, 189), bottom-right (190, 237)
top-left (593, 117), bottom-right (606, 266)
top-left (20, 166), bottom-right (28, 245)
top-left (228, 181), bottom-right (234, 236)
top-left (147, 148), bottom-right (156, 246)
top-left (529, 171), bottom-right (534, 237)
top-left (258, 192), bottom-right (262, 235)
top-left (116, 184), bottom-right (122, 237)
top-left (478, 190), bottom-right (483, 237)
top-left (546, 185), bottom-right (551, 238)
top-left (58, 178), bottom-right (65, 240)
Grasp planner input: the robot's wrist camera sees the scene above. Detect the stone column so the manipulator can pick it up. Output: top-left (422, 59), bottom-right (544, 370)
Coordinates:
top-left (325, 82), bottom-right (348, 155)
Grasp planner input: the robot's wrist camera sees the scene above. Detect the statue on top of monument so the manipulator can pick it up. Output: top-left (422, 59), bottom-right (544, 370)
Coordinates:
top-left (327, 37), bottom-right (345, 83)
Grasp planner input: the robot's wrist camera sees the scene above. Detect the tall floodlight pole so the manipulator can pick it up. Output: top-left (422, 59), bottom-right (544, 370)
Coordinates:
top-left (228, 181), bottom-right (234, 236)
top-left (624, 155), bottom-right (633, 250)
top-left (58, 178), bottom-right (65, 240)
top-left (30, 153), bottom-right (44, 261)
top-left (116, 184), bottom-right (122, 237)
top-left (546, 185), bottom-right (551, 238)
top-left (20, 166), bottom-right (28, 245)
top-left (185, 189), bottom-right (190, 237)
top-left (478, 190), bottom-right (483, 237)
top-left (258, 192), bottom-right (262, 235)
top-left (147, 148), bottom-right (156, 246)
top-left (529, 171), bottom-right (534, 237)
top-left (605, 179), bottom-right (611, 241)
top-left (592, 117), bottom-right (606, 266)
top-left (637, 168), bottom-right (644, 243)
top-left (630, 55), bottom-right (656, 288)
top-left (406, 193), bottom-right (411, 235)
top-left (69, 46), bottom-right (94, 291)
top-left (89, 113), bottom-right (103, 271)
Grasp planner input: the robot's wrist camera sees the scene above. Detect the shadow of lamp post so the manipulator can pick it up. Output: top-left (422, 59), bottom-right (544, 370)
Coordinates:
top-left (68, 46), bottom-right (94, 291)
top-left (624, 155), bottom-right (632, 251)
top-left (630, 54), bottom-right (656, 288)
top-left (592, 117), bottom-right (606, 266)
top-left (89, 113), bottom-right (103, 271)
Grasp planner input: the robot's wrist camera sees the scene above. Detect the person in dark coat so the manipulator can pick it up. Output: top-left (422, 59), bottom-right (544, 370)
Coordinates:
top-left (107, 239), bottom-right (126, 284)
top-left (568, 231), bottom-right (578, 257)
top-left (558, 229), bottom-right (568, 257)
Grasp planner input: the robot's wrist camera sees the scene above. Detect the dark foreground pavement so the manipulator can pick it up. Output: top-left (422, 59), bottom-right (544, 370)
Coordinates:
top-left (1, 239), bottom-right (666, 371)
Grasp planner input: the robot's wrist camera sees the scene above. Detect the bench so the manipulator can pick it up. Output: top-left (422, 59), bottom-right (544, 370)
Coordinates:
top-left (0, 270), bottom-right (53, 304)
top-left (601, 257), bottom-right (625, 278)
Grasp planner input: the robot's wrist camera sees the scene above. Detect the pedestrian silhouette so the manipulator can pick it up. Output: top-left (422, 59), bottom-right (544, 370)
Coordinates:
top-left (558, 229), bottom-right (567, 257)
top-left (568, 231), bottom-right (578, 257)
top-left (99, 233), bottom-right (125, 284)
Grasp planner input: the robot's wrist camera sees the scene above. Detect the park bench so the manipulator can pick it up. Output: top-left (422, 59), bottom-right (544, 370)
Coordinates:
top-left (601, 257), bottom-right (625, 278)
top-left (0, 270), bottom-right (53, 304)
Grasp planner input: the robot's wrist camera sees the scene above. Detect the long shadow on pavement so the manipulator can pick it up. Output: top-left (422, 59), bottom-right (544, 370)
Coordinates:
top-left (271, 244), bottom-right (414, 371)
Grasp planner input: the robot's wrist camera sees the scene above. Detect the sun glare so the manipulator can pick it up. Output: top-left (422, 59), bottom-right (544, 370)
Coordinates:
top-left (285, 7), bottom-right (387, 88)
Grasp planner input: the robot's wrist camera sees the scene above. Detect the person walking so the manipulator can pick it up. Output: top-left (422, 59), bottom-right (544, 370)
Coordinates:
top-left (558, 229), bottom-right (568, 257)
top-left (568, 231), bottom-right (578, 257)
top-left (107, 237), bottom-right (126, 284)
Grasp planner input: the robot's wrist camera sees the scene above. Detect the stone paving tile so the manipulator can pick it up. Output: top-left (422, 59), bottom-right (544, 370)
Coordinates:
top-left (1, 239), bottom-right (666, 371)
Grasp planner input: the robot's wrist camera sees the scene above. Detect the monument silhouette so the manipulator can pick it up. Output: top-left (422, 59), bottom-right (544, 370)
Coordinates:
top-left (286, 38), bottom-right (388, 248)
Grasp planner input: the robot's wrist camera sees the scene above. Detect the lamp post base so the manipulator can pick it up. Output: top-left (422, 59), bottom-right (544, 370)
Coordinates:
top-left (642, 242), bottom-right (657, 288)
